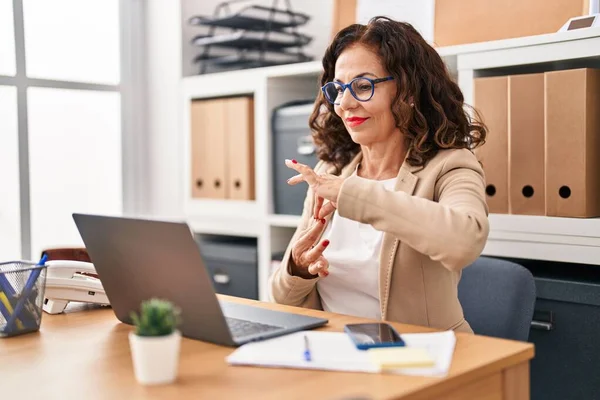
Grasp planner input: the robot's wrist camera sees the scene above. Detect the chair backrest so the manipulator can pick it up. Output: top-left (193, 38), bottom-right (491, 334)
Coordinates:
top-left (458, 257), bottom-right (536, 342)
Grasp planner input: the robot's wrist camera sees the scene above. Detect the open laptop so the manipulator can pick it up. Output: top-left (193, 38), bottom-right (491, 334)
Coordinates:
top-left (72, 213), bottom-right (328, 346)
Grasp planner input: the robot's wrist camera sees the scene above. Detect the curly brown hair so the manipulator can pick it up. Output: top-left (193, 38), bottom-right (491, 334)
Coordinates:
top-left (309, 16), bottom-right (487, 172)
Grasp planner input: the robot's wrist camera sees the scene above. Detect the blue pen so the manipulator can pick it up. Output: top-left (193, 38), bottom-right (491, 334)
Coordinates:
top-left (5, 254), bottom-right (47, 332)
top-left (303, 334), bottom-right (312, 362)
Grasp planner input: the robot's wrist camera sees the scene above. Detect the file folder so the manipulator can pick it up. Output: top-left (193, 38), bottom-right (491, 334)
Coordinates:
top-left (190, 98), bottom-right (228, 199)
top-left (474, 76), bottom-right (509, 214)
top-left (545, 68), bottom-right (600, 217)
top-left (226, 96), bottom-right (255, 200)
top-left (508, 73), bottom-right (545, 215)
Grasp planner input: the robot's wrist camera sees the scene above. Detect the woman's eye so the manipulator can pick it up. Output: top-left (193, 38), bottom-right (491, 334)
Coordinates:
top-left (357, 85), bottom-right (371, 91)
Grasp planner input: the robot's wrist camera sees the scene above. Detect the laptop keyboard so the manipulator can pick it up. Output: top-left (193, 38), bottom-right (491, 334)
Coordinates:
top-left (226, 317), bottom-right (283, 338)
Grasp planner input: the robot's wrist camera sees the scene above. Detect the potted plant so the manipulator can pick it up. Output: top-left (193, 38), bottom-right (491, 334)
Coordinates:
top-left (129, 298), bottom-right (182, 385)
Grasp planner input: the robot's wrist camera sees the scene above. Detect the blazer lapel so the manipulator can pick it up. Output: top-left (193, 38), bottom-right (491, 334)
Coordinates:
top-left (379, 160), bottom-right (421, 320)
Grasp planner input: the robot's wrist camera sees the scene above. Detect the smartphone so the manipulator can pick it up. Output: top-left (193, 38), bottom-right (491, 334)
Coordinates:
top-left (344, 323), bottom-right (406, 350)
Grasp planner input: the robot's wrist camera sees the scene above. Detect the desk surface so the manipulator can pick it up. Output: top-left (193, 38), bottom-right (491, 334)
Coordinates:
top-left (0, 296), bottom-right (534, 400)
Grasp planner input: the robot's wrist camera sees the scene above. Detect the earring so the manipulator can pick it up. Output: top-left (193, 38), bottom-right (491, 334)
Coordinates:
top-left (410, 103), bottom-right (415, 108)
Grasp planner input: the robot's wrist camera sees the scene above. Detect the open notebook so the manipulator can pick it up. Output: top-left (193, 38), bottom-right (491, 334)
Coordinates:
top-left (226, 330), bottom-right (456, 377)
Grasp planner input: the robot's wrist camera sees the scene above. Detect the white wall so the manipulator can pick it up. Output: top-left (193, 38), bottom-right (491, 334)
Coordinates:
top-left (144, 0), bottom-right (184, 218)
top-left (356, 0), bottom-right (435, 44)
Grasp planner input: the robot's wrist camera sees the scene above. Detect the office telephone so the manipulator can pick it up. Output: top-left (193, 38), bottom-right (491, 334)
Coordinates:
top-left (43, 260), bottom-right (110, 314)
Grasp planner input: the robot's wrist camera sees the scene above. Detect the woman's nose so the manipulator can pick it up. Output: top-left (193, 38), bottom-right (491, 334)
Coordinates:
top-left (338, 88), bottom-right (358, 110)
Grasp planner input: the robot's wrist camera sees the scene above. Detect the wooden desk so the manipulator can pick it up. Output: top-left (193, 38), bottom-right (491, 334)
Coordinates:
top-left (0, 296), bottom-right (534, 400)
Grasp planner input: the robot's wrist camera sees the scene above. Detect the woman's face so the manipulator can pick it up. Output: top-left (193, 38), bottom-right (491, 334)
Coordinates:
top-left (333, 44), bottom-right (398, 147)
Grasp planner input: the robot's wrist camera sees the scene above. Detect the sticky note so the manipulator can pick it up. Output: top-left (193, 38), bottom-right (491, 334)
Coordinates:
top-left (368, 347), bottom-right (435, 369)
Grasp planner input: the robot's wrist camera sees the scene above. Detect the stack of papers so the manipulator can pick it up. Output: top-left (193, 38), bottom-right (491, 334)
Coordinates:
top-left (226, 330), bottom-right (456, 377)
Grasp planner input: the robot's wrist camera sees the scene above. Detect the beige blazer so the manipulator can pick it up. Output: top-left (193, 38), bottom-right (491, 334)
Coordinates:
top-left (269, 148), bottom-right (489, 333)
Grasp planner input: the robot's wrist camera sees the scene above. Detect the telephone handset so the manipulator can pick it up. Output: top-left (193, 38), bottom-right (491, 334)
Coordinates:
top-left (43, 260), bottom-right (110, 314)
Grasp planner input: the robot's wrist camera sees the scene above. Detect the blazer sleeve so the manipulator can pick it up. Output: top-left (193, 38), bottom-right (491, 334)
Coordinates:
top-left (268, 163), bottom-right (325, 309)
top-left (337, 149), bottom-right (490, 272)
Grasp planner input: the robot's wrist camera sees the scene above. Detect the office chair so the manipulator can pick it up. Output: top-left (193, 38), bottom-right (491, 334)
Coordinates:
top-left (458, 256), bottom-right (536, 342)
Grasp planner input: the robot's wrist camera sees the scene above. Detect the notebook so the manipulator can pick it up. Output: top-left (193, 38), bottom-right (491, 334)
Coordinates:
top-left (226, 330), bottom-right (456, 377)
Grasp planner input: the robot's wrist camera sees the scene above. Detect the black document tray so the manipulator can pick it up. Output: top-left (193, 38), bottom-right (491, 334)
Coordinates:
top-left (193, 49), bottom-right (312, 68)
top-left (191, 30), bottom-right (312, 50)
top-left (188, 5), bottom-right (310, 31)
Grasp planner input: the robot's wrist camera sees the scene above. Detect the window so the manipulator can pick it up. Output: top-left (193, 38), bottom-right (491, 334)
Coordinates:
top-left (28, 88), bottom-right (122, 258)
top-left (1, 1), bottom-right (142, 260)
top-left (0, 86), bottom-right (20, 260)
top-left (0, 0), bottom-right (16, 76)
top-left (23, 0), bottom-right (120, 84)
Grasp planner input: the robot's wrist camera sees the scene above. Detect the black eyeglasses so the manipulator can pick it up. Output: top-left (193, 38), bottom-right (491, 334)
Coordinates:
top-left (321, 76), bottom-right (394, 105)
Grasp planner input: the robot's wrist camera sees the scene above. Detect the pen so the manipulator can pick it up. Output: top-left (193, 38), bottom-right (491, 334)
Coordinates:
top-left (303, 334), bottom-right (312, 362)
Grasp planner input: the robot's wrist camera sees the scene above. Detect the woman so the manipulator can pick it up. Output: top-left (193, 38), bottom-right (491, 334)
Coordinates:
top-left (269, 17), bottom-right (489, 333)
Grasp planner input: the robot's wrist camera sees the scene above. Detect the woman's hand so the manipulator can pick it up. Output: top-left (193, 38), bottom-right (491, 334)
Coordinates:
top-left (285, 159), bottom-right (344, 219)
top-left (290, 218), bottom-right (331, 279)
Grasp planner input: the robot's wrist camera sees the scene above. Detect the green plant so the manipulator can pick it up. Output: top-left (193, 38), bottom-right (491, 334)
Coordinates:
top-left (130, 298), bottom-right (182, 337)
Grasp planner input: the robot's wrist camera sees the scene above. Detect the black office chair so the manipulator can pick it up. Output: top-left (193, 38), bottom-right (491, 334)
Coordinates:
top-left (458, 256), bottom-right (536, 342)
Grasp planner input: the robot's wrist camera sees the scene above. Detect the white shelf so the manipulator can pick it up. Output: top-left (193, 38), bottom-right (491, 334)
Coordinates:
top-left (489, 214), bottom-right (600, 238)
top-left (437, 26), bottom-right (600, 59)
top-left (483, 240), bottom-right (600, 266)
top-left (187, 215), bottom-right (262, 237)
top-left (483, 214), bottom-right (600, 265)
top-left (184, 198), bottom-right (261, 223)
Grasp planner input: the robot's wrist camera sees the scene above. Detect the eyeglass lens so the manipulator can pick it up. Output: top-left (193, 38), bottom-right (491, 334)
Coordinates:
top-left (324, 78), bottom-right (374, 104)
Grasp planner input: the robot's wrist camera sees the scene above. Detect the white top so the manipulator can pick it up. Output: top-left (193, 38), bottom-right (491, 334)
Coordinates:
top-left (317, 177), bottom-right (397, 320)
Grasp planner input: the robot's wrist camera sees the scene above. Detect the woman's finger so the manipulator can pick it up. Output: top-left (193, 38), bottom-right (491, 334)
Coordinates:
top-left (313, 196), bottom-right (324, 219)
top-left (302, 239), bottom-right (330, 266)
top-left (308, 256), bottom-right (329, 277)
top-left (284, 159), bottom-right (318, 186)
top-left (297, 217), bottom-right (327, 251)
top-left (286, 174), bottom-right (304, 185)
top-left (318, 201), bottom-right (337, 219)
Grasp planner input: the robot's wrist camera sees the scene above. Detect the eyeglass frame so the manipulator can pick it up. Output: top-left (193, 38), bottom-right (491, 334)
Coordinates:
top-left (321, 76), bottom-right (394, 105)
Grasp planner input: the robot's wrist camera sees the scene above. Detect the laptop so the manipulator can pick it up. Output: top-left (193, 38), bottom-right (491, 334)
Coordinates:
top-left (72, 213), bottom-right (328, 346)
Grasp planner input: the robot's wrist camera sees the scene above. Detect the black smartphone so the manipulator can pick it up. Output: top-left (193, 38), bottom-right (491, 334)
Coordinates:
top-left (344, 322), bottom-right (406, 350)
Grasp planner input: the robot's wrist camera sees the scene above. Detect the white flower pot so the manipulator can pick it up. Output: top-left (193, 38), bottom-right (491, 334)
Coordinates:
top-left (128, 330), bottom-right (181, 385)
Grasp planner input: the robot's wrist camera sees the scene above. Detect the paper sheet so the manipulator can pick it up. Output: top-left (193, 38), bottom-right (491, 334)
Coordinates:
top-left (226, 330), bottom-right (456, 377)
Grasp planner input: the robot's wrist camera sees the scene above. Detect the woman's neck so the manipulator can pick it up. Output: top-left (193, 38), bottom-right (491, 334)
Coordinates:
top-left (358, 139), bottom-right (406, 180)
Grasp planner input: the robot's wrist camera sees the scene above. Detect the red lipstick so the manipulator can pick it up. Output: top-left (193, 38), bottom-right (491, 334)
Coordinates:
top-left (346, 116), bottom-right (369, 127)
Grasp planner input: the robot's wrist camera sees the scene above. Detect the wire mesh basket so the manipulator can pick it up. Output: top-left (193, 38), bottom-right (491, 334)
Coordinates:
top-left (0, 261), bottom-right (48, 337)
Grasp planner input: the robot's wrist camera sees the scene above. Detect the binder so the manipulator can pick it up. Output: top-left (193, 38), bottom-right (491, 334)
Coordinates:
top-left (545, 68), bottom-right (600, 217)
top-left (474, 76), bottom-right (509, 214)
top-left (508, 73), bottom-right (545, 215)
top-left (331, 0), bottom-right (356, 37)
top-left (190, 99), bottom-right (228, 199)
top-left (226, 96), bottom-right (255, 200)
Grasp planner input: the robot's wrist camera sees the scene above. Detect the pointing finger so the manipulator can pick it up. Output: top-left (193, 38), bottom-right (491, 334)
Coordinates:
top-left (287, 174), bottom-right (304, 185)
top-left (302, 239), bottom-right (330, 265)
top-left (298, 218), bottom-right (327, 248)
top-left (318, 201), bottom-right (336, 219)
top-left (313, 196), bottom-right (324, 219)
top-left (308, 256), bottom-right (329, 277)
top-left (285, 159), bottom-right (318, 186)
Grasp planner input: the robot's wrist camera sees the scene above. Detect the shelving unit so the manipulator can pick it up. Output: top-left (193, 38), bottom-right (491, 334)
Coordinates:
top-left (180, 27), bottom-right (600, 301)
